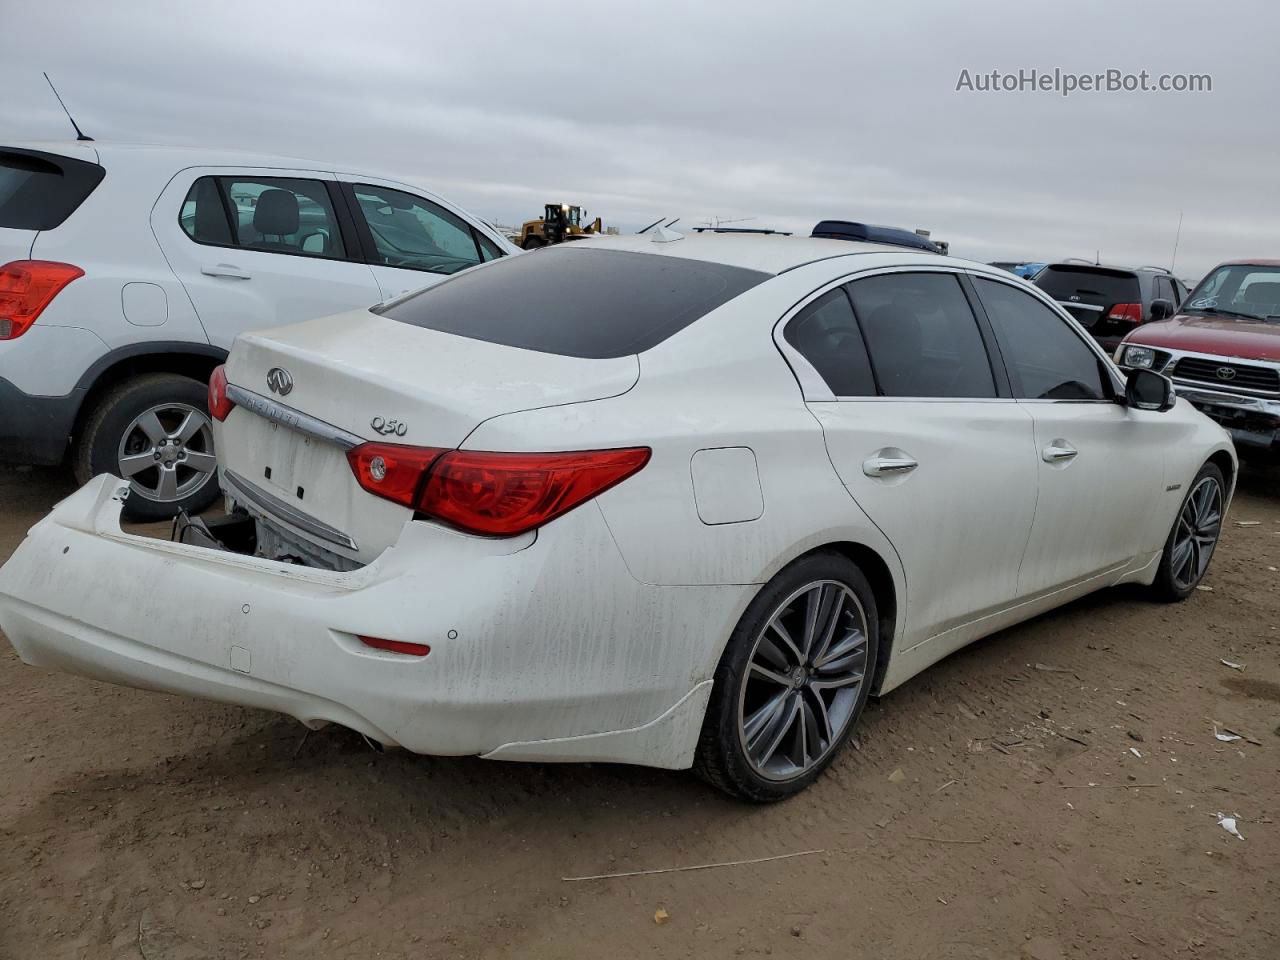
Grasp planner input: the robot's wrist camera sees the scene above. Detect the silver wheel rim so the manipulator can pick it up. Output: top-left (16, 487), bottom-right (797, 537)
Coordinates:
top-left (737, 580), bottom-right (869, 782)
top-left (116, 403), bottom-right (217, 503)
top-left (1171, 476), bottom-right (1223, 591)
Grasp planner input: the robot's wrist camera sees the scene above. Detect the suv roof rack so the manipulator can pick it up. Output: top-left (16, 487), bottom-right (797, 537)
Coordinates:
top-left (1136, 264), bottom-right (1172, 274)
top-left (810, 220), bottom-right (941, 253)
top-left (691, 227), bottom-right (793, 235)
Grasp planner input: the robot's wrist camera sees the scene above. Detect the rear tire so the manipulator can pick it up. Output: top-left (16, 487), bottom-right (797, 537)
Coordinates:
top-left (73, 374), bottom-right (220, 522)
top-left (695, 552), bottom-right (879, 802)
top-left (522, 236), bottom-right (546, 250)
top-left (1151, 462), bottom-right (1225, 602)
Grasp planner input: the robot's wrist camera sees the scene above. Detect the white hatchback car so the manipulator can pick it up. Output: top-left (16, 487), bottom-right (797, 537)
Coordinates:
top-left (0, 232), bottom-right (1234, 800)
top-left (0, 141), bottom-right (517, 518)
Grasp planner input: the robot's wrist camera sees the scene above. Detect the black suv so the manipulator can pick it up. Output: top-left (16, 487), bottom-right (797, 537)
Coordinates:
top-left (1034, 262), bottom-right (1189, 351)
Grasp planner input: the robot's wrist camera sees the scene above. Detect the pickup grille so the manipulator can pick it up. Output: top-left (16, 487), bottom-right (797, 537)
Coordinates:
top-left (1173, 357), bottom-right (1280, 394)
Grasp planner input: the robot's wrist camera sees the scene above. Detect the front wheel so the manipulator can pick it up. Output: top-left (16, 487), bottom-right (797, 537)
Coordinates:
top-left (73, 374), bottom-right (220, 522)
top-left (1151, 461), bottom-right (1226, 601)
top-left (695, 552), bottom-right (879, 802)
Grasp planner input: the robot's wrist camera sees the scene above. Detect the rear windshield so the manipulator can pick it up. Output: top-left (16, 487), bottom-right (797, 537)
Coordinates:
top-left (0, 148), bottom-right (105, 230)
top-left (1035, 265), bottom-right (1140, 306)
top-left (378, 247), bottom-right (770, 359)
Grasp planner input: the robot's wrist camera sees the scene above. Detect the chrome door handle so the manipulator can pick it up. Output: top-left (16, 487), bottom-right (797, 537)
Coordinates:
top-left (863, 455), bottom-right (919, 478)
top-left (1042, 440), bottom-right (1078, 463)
top-left (201, 263), bottom-right (252, 280)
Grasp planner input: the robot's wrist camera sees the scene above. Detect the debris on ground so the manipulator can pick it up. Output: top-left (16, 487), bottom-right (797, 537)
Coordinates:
top-left (887, 768), bottom-right (906, 783)
top-left (1220, 658), bottom-right (1246, 670)
top-left (1216, 813), bottom-right (1246, 841)
top-left (653, 907), bottom-right (669, 925)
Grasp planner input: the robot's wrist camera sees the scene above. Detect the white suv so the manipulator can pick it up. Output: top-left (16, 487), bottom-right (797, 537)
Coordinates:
top-left (0, 141), bottom-right (517, 518)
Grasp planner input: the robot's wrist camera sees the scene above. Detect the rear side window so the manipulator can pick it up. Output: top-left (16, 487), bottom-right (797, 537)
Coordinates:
top-left (380, 248), bottom-right (769, 359)
top-left (0, 149), bottom-right (105, 230)
top-left (179, 176), bottom-right (346, 258)
top-left (973, 277), bottom-right (1109, 401)
top-left (784, 288), bottom-right (876, 396)
top-left (846, 272), bottom-right (996, 398)
top-left (1035, 265), bottom-right (1140, 307)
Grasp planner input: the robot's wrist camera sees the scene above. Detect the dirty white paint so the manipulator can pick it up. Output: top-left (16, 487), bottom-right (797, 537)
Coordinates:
top-left (0, 239), bottom-right (1239, 772)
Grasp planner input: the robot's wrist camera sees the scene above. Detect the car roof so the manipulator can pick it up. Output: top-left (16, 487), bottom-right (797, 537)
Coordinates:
top-left (1, 139), bottom-right (426, 184)
top-left (563, 231), bottom-right (951, 275)
top-left (1213, 258), bottom-right (1280, 268)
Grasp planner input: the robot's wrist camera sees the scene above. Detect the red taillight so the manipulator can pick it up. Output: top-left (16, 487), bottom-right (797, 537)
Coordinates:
top-left (0, 260), bottom-right (84, 340)
top-left (348, 442), bottom-right (448, 506)
top-left (1107, 302), bottom-right (1144, 323)
top-left (359, 635), bottom-right (431, 657)
top-left (208, 365), bottom-right (234, 422)
top-left (346, 443), bottom-right (651, 537)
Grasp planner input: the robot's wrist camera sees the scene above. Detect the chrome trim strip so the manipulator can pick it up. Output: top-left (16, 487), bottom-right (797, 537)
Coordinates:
top-left (1172, 382), bottom-right (1280, 416)
top-left (222, 469), bottom-right (359, 551)
top-left (1057, 301), bottom-right (1104, 312)
top-left (226, 384), bottom-right (364, 450)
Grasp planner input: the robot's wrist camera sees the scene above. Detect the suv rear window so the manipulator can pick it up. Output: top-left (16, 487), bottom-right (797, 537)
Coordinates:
top-left (1035, 265), bottom-right (1140, 306)
top-left (379, 247), bottom-right (770, 359)
top-left (0, 148), bottom-right (105, 230)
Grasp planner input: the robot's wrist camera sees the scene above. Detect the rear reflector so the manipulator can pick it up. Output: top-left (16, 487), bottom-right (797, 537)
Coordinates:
top-left (1107, 302), bottom-right (1144, 323)
top-left (208, 365), bottom-right (234, 421)
top-left (347, 443), bottom-right (651, 537)
top-left (0, 260), bottom-right (84, 340)
top-left (359, 635), bottom-right (431, 657)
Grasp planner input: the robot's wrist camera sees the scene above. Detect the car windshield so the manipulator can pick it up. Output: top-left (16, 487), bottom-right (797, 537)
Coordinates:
top-left (1185, 264), bottom-right (1280, 321)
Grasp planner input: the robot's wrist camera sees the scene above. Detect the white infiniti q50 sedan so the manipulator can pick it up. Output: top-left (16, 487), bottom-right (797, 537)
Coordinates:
top-left (0, 231), bottom-right (1235, 800)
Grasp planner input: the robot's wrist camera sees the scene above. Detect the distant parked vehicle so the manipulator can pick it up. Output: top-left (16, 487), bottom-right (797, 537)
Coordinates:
top-left (0, 141), bottom-right (517, 518)
top-left (989, 261), bottom-right (1047, 281)
top-left (1035, 262), bottom-right (1188, 351)
top-left (1116, 259), bottom-right (1280, 458)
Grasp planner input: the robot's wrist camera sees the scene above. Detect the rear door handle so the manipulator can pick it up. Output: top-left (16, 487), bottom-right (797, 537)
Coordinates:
top-left (862, 455), bottom-right (919, 478)
top-left (1042, 440), bottom-right (1078, 463)
top-left (201, 263), bottom-right (252, 280)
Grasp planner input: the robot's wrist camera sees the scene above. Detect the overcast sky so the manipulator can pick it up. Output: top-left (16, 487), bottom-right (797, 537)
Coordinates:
top-left (6, 0), bottom-right (1276, 281)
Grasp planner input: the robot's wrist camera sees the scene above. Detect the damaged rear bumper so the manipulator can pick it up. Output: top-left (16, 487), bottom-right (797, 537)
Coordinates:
top-left (0, 476), bottom-right (742, 768)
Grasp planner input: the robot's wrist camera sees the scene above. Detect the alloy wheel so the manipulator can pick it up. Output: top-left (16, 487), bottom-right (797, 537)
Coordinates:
top-left (1171, 475), bottom-right (1223, 591)
top-left (737, 580), bottom-right (869, 782)
top-left (116, 403), bottom-right (217, 503)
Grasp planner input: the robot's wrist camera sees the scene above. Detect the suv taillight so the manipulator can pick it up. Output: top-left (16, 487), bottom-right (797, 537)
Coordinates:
top-left (347, 443), bottom-right (651, 536)
top-left (0, 260), bottom-right (84, 340)
top-left (1107, 302), bottom-right (1144, 324)
top-left (208, 365), bottom-right (234, 421)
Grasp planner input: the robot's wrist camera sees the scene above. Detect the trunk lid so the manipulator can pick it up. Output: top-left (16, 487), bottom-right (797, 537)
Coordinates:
top-left (219, 309), bottom-right (639, 565)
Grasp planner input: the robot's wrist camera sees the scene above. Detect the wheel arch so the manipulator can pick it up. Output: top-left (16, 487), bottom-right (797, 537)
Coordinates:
top-left (72, 342), bottom-right (228, 442)
top-left (1206, 448), bottom-right (1236, 500)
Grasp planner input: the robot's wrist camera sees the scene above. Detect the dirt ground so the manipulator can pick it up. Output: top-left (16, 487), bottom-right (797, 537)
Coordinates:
top-left (0, 463), bottom-right (1276, 960)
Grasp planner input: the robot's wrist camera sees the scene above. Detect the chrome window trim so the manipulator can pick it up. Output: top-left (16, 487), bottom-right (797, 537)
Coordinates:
top-left (772, 262), bottom-right (1016, 403)
top-left (222, 469), bottom-right (359, 552)
top-left (226, 384), bottom-right (364, 449)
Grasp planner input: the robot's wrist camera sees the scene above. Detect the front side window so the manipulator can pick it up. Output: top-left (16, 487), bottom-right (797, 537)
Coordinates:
top-left (973, 277), bottom-right (1109, 401)
top-left (784, 288), bottom-right (876, 396)
top-left (352, 185), bottom-right (488, 275)
top-left (845, 272), bottom-right (996, 398)
top-left (180, 176), bottom-right (346, 258)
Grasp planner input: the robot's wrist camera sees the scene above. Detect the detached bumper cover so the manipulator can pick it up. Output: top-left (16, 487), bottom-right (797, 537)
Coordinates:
top-left (0, 476), bottom-right (745, 768)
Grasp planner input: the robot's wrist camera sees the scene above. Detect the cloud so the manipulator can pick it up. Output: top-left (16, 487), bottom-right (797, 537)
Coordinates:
top-left (6, 0), bottom-right (1277, 279)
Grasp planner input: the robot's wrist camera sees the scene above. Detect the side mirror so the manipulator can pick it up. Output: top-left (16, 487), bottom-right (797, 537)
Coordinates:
top-left (1149, 298), bottom-right (1174, 322)
top-left (1125, 368), bottom-right (1176, 412)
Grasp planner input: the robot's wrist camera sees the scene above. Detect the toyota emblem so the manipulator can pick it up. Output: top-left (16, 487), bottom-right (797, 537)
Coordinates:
top-left (266, 367), bottom-right (294, 396)
top-left (1215, 366), bottom-right (1237, 382)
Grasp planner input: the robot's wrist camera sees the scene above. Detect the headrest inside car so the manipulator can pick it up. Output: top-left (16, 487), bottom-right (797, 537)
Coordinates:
top-left (253, 189), bottom-right (300, 236)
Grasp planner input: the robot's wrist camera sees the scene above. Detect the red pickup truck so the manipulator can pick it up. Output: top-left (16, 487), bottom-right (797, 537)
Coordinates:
top-left (1115, 259), bottom-right (1280, 457)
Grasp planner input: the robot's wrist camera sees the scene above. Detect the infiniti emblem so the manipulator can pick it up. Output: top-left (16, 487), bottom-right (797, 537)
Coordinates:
top-left (1215, 366), bottom-right (1237, 382)
top-left (266, 367), bottom-right (294, 396)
